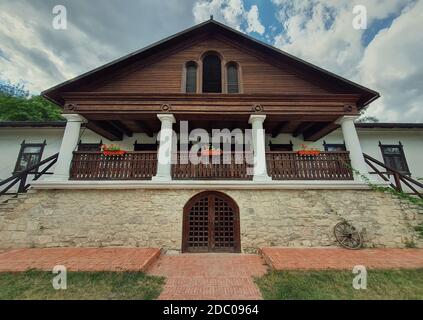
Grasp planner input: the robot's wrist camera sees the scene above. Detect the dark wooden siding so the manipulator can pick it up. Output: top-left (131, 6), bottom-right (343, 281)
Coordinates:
top-left (92, 38), bottom-right (331, 94)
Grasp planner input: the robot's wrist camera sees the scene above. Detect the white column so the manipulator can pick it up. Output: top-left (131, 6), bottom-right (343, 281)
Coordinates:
top-left (48, 114), bottom-right (86, 181)
top-left (152, 114), bottom-right (176, 182)
top-left (336, 115), bottom-right (369, 181)
top-left (248, 115), bottom-right (272, 182)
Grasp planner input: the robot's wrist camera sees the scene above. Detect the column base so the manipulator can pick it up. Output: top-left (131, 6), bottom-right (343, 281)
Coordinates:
top-left (252, 174), bottom-right (272, 182)
top-left (151, 175), bottom-right (172, 182)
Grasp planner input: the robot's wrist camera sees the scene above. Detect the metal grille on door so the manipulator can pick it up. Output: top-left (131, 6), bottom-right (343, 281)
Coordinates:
top-left (187, 196), bottom-right (209, 251)
top-left (183, 192), bottom-right (240, 253)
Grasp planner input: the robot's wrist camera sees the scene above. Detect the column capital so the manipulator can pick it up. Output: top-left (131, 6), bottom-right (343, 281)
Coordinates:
top-left (157, 113), bottom-right (176, 123)
top-left (248, 114), bottom-right (266, 124)
top-left (62, 113), bottom-right (87, 123)
top-left (335, 115), bottom-right (360, 125)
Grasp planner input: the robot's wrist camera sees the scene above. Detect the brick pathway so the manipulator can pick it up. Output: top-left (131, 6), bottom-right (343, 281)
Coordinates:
top-left (262, 248), bottom-right (423, 270)
top-left (0, 248), bottom-right (160, 272)
top-left (147, 253), bottom-right (268, 300)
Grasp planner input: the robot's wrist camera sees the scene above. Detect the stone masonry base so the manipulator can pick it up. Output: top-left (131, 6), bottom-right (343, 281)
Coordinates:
top-left (0, 189), bottom-right (421, 251)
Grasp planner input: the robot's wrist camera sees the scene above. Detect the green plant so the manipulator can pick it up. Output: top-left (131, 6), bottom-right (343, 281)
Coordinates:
top-left (348, 166), bottom-right (423, 208)
top-left (404, 240), bottom-right (417, 248)
top-left (0, 81), bottom-right (62, 121)
top-left (101, 144), bottom-right (122, 151)
top-left (415, 224), bottom-right (423, 239)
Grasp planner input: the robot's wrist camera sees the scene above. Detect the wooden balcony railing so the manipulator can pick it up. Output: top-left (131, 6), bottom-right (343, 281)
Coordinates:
top-left (69, 151), bottom-right (353, 181)
top-left (266, 151), bottom-right (353, 180)
top-left (70, 151), bottom-right (157, 180)
top-left (172, 152), bottom-right (253, 180)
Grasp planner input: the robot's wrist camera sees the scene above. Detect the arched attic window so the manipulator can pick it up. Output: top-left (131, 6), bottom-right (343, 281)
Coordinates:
top-left (202, 53), bottom-right (222, 93)
top-left (226, 62), bottom-right (239, 93)
top-left (185, 61), bottom-right (197, 93)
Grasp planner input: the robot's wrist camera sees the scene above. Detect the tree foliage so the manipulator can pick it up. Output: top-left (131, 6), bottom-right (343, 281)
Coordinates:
top-left (0, 81), bottom-right (63, 121)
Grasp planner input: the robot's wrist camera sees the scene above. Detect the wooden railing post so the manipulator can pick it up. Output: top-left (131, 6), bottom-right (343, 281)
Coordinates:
top-left (393, 172), bottom-right (403, 192)
top-left (363, 153), bottom-right (422, 198)
top-left (17, 172), bottom-right (28, 193)
top-left (1, 153), bottom-right (59, 198)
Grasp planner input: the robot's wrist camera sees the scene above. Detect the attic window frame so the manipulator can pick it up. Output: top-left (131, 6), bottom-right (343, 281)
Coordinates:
top-left (184, 61), bottom-right (198, 93)
top-left (226, 61), bottom-right (240, 94)
top-left (202, 52), bottom-right (223, 93)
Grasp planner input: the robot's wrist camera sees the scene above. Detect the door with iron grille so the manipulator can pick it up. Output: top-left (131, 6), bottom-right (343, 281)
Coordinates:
top-left (182, 191), bottom-right (240, 253)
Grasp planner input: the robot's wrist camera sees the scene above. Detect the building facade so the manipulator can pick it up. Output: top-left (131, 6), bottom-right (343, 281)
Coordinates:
top-left (1, 20), bottom-right (422, 252)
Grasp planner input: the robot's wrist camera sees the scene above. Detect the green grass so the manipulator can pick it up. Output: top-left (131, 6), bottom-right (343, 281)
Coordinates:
top-left (256, 269), bottom-right (423, 300)
top-left (0, 270), bottom-right (164, 300)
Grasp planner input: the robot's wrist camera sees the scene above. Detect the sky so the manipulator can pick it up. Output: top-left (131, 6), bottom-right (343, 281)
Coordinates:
top-left (0, 0), bottom-right (422, 122)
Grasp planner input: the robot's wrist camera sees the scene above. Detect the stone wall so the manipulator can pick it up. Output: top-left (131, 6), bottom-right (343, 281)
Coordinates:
top-left (0, 189), bottom-right (421, 251)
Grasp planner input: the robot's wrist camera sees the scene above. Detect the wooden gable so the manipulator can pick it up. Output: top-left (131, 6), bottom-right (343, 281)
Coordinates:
top-left (90, 36), bottom-right (331, 95)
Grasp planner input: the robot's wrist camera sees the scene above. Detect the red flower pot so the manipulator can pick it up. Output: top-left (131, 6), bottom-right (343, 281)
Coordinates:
top-left (297, 150), bottom-right (320, 156)
top-left (201, 150), bottom-right (222, 156)
top-left (103, 150), bottom-right (126, 156)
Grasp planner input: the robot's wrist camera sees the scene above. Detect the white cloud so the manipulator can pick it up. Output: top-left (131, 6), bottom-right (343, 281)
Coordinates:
top-left (246, 5), bottom-right (265, 35)
top-left (193, 0), bottom-right (265, 34)
top-left (0, 0), bottom-right (197, 93)
top-left (358, 1), bottom-right (423, 122)
top-left (271, 0), bottom-right (420, 122)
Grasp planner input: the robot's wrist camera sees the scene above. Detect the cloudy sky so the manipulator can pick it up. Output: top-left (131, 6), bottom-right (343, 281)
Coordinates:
top-left (0, 0), bottom-right (422, 122)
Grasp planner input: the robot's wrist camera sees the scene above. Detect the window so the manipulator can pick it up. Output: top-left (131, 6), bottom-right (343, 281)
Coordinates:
top-left (202, 54), bottom-right (221, 93)
top-left (323, 141), bottom-right (346, 152)
top-left (77, 140), bottom-right (102, 151)
top-left (14, 140), bottom-right (46, 173)
top-left (226, 62), bottom-right (239, 93)
top-left (379, 142), bottom-right (410, 175)
top-left (269, 141), bottom-right (293, 151)
top-left (185, 61), bottom-right (197, 93)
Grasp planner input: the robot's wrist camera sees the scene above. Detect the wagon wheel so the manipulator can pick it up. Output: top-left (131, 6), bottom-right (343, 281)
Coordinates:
top-left (334, 221), bottom-right (363, 250)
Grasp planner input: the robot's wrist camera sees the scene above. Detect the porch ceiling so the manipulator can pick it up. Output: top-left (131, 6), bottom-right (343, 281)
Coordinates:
top-left (83, 114), bottom-right (340, 142)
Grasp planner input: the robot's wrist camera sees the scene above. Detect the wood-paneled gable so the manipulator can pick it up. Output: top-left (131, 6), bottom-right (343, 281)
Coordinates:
top-left (92, 37), bottom-right (331, 95)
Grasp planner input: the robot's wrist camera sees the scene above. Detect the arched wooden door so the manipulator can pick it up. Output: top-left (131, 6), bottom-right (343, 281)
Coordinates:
top-left (182, 191), bottom-right (241, 253)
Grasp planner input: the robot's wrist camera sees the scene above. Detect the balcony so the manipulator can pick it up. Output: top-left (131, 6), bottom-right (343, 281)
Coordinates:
top-left (172, 151), bottom-right (253, 180)
top-left (70, 151), bottom-right (157, 180)
top-left (266, 151), bottom-right (353, 180)
top-left (70, 151), bottom-right (353, 181)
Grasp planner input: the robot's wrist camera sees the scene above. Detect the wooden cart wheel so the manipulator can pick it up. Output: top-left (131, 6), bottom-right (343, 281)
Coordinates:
top-left (334, 221), bottom-right (363, 250)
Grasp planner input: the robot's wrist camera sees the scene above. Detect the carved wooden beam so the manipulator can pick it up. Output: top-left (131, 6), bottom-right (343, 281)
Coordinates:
top-left (109, 120), bottom-right (133, 137)
top-left (293, 122), bottom-right (315, 137)
top-left (86, 121), bottom-right (123, 141)
top-left (271, 121), bottom-right (289, 138)
top-left (137, 120), bottom-right (154, 137)
top-left (303, 123), bottom-right (339, 141)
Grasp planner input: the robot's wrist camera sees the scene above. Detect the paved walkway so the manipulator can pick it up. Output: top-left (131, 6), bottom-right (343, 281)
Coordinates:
top-left (0, 248), bottom-right (160, 272)
top-left (1, 248), bottom-right (423, 300)
top-left (147, 253), bottom-right (268, 300)
top-left (262, 248), bottom-right (423, 270)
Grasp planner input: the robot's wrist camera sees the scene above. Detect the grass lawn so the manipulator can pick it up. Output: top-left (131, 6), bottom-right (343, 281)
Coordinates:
top-left (0, 270), bottom-right (164, 300)
top-left (256, 269), bottom-right (423, 300)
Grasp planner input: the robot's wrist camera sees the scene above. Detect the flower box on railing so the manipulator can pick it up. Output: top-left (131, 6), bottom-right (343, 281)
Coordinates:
top-left (101, 144), bottom-right (126, 156)
top-left (296, 144), bottom-right (321, 156)
top-left (102, 150), bottom-right (126, 156)
top-left (201, 150), bottom-right (223, 156)
top-left (297, 150), bottom-right (321, 156)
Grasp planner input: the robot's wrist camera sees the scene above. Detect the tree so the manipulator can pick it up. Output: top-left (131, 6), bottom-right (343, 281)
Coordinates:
top-left (0, 81), bottom-right (63, 121)
top-left (356, 116), bottom-right (380, 123)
